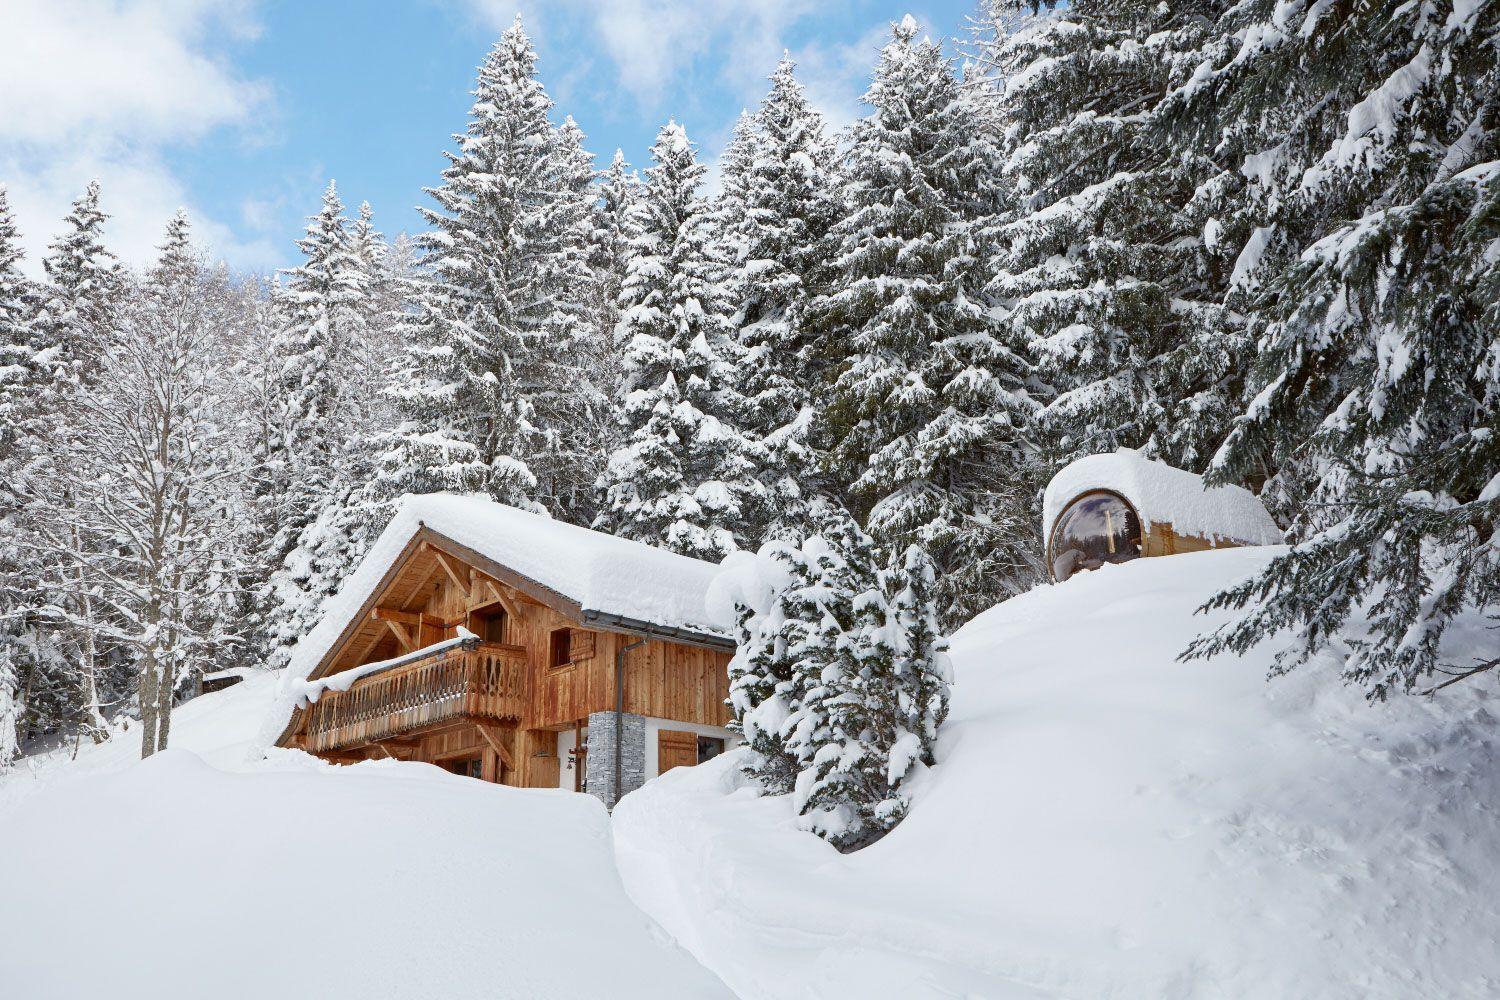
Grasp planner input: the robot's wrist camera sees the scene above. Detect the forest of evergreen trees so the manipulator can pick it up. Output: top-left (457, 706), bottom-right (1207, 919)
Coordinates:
top-left (0, 0), bottom-right (1495, 817)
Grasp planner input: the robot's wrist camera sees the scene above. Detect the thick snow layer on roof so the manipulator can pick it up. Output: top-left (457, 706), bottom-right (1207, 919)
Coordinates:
top-left (0, 681), bottom-right (729, 998)
top-left (1043, 448), bottom-right (1283, 547)
top-left (614, 549), bottom-right (1500, 999)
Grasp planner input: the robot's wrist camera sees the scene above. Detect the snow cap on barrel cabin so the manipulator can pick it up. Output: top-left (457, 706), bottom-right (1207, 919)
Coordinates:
top-left (1042, 449), bottom-right (1283, 583)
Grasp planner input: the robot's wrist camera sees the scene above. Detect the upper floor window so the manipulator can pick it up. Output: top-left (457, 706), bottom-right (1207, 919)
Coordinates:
top-left (478, 610), bottom-right (507, 644)
top-left (549, 627), bottom-right (572, 669)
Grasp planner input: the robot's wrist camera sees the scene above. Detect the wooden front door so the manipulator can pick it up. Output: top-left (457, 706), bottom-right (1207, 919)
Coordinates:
top-left (657, 729), bottom-right (698, 774)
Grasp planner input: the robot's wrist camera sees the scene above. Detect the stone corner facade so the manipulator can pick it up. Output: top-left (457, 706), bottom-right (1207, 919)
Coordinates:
top-left (584, 709), bottom-right (645, 810)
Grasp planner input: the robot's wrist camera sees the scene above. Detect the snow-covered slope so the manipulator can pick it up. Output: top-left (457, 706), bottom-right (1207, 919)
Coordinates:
top-left (614, 548), bottom-right (1500, 999)
top-left (0, 677), bottom-right (729, 1000)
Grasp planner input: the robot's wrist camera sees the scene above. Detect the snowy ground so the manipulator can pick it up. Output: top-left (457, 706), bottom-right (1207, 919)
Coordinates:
top-left (5, 548), bottom-right (1498, 999)
top-left (0, 674), bottom-right (729, 1000)
top-left (614, 548), bottom-right (1500, 1000)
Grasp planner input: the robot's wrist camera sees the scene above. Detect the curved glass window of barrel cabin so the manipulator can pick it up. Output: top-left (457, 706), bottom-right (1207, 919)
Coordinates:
top-left (1047, 490), bottom-right (1143, 583)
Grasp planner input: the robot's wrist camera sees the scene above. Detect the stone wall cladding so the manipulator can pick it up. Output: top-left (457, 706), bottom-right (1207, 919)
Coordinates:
top-left (585, 710), bottom-right (645, 809)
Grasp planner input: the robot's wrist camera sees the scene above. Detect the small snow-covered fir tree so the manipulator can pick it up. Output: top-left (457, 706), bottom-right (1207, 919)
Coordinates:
top-left (595, 121), bottom-right (764, 559)
top-left (712, 499), bottom-right (952, 850)
top-left (819, 17), bottom-right (1038, 626)
top-left (721, 56), bottom-right (843, 545)
top-left (798, 518), bottom-right (951, 849)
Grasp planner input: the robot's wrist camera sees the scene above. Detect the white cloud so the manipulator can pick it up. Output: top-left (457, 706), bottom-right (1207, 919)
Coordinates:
top-left (0, 0), bottom-right (272, 275)
top-left (463, 0), bottom-right (820, 111)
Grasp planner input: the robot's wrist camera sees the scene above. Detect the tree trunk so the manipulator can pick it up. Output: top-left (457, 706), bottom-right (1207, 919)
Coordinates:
top-left (155, 658), bottom-right (174, 752)
top-left (70, 526), bottom-right (109, 744)
top-left (139, 653), bottom-right (159, 759)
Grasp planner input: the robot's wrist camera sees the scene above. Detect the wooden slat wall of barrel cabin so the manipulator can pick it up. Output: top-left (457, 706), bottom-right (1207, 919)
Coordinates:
top-left (1144, 520), bottom-right (1236, 559)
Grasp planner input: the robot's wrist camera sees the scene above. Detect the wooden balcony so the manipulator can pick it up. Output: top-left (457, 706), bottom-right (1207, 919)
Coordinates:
top-left (304, 641), bottom-right (527, 753)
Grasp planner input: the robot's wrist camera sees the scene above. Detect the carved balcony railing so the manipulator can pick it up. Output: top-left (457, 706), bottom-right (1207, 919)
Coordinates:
top-left (304, 641), bottom-right (527, 753)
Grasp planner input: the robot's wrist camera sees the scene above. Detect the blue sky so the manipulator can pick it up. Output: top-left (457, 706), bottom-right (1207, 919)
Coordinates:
top-left (2, 0), bottom-right (979, 278)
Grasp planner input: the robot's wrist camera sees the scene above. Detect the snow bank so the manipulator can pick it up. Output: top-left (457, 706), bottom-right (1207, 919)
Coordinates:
top-left (0, 683), bottom-right (729, 999)
top-left (614, 548), bottom-right (1500, 999)
top-left (258, 492), bottom-right (729, 750)
top-left (0, 668), bottom-right (280, 814)
top-left (1042, 448), bottom-right (1284, 547)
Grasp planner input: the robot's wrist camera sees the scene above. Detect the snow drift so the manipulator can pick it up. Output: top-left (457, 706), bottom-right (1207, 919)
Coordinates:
top-left (614, 547), bottom-right (1500, 999)
top-left (0, 678), bottom-right (729, 1000)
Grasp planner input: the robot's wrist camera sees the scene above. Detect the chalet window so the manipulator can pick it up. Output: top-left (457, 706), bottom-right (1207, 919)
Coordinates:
top-left (549, 627), bottom-right (571, 669)
top-left (697, 736), bottom-right (725, 765)
top-left (1048, 490), bottom-right (1142, 583)
top-left (443, 757), bottom-right (482, 779)
top-left (478, 610), bottom-right (507, 644)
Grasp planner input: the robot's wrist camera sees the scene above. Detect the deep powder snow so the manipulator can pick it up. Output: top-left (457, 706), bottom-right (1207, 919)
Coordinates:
top-left (613, 548), bottom-right (1500, 1000)
top-left (4, 548), bottom-right (1497, 999)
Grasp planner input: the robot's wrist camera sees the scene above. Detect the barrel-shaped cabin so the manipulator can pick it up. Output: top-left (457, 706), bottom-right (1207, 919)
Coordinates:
top-left (1043, 450), bottom-right (1283, 583)
top-left (269, 494), bottom-right (737, 807)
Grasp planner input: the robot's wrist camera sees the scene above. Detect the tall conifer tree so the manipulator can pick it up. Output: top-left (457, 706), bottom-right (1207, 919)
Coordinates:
top-left (820, 17), bottom-right (1038, 625)
top-left (595, 121), bottom-right (763, 559)
top-left (722, 56), bottom-right (842, 545)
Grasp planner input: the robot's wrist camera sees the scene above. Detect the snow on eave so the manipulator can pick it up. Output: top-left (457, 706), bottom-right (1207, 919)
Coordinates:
top-left (1043, 449), bottom-right (1284, 550)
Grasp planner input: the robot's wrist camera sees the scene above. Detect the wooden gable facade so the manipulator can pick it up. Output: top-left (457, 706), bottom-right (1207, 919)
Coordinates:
top-left (275, 526), bottom-right (733, 790)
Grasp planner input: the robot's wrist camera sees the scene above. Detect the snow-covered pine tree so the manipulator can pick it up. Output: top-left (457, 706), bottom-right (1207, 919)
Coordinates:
top-left (595, 121), bottom-right (764, 560)
top-left (819, 16), bottom-right (1038, 627)
top-left (713, 498), bottom-right (953, 849)
top-left (27, 214), bottom-right (247, 756)
top-left (0, 185), bottom-right (35, 766)
top-left (972, 3), bottom-right (1242, 475)
top-left (789, 511), bottom-right (951, 849)
top-left (1181, 1), bottom-right (1500, 698)
top-left (722, 56), bottom-right (843, 546)
top-left (259, 182), bottom-right (373, 665)
top-left (269, 180), bottom-right (367, 512)
top-left (0, 184), bottom-right (35, 451)
top-left (31, 182), bottom-right (123, 395)
top-left (588, 150), bottom-right (642, 404)
top-left (375, 16), bottom-right (592, 515)
top-left (12, 182), bottom-right (128, 743)
top-left (530, 113), bottom-right (611, 524)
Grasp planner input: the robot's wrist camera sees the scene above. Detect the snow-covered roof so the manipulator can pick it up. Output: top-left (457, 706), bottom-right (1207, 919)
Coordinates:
top-left (281, 493), bottom-right (730, 683)
top-left (1043, 449), bottom-right (1283, 548)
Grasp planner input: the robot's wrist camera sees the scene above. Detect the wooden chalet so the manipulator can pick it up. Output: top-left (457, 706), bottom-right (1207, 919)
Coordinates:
top-left (272, 495), bottom-right (737, 804)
